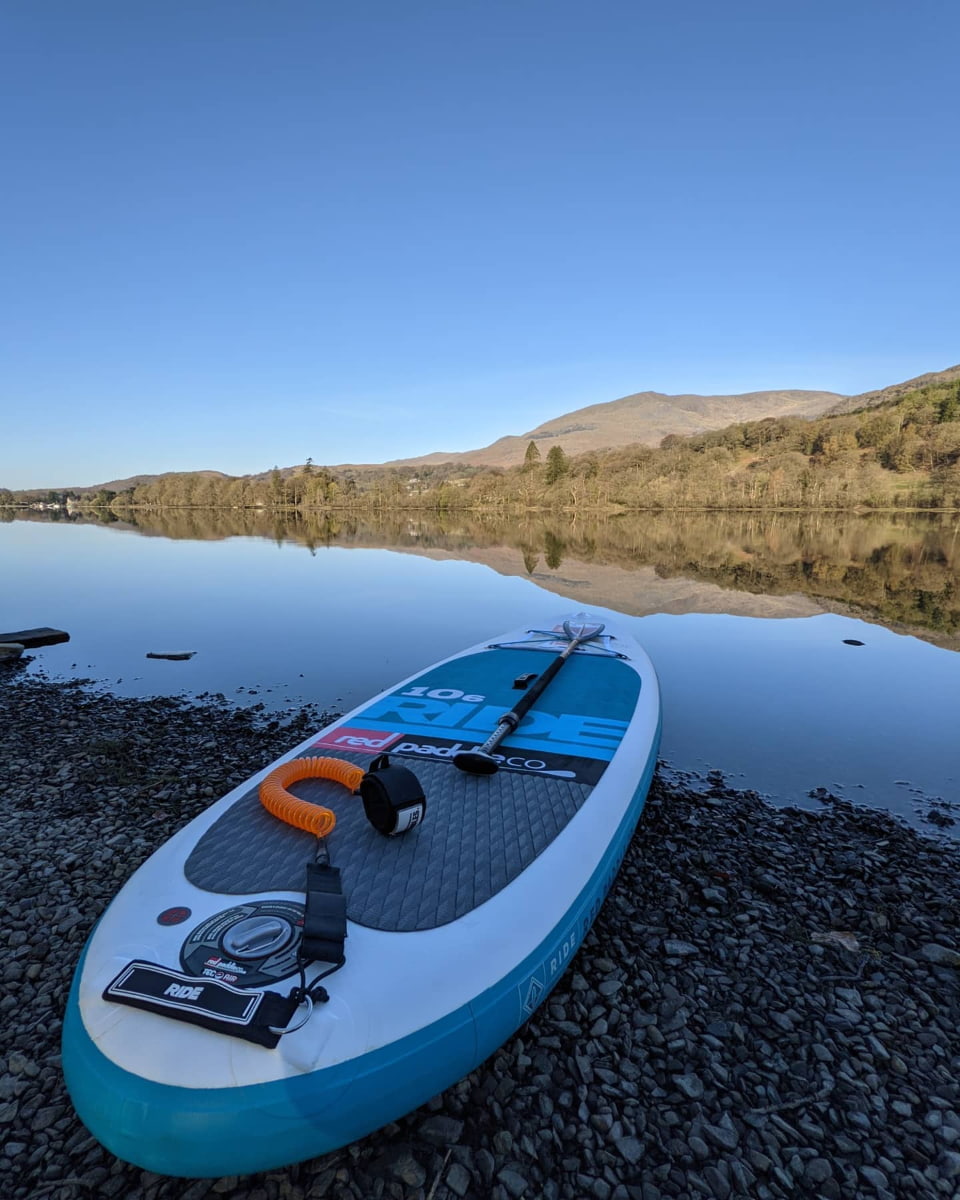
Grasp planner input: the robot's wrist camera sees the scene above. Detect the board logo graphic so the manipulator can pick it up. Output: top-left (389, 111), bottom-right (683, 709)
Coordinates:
top-left (521, 975), bottom-right (545, 1015)
top-left (314, 727), bottom-right (405, 753)
top-left (157, 906), bottom-right (192, 926)
top-left (164, 983), bottom-right (204, 1001)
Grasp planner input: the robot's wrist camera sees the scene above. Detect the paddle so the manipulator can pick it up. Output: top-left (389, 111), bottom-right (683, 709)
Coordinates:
top-left (453, 617), bottom-right (605, 775)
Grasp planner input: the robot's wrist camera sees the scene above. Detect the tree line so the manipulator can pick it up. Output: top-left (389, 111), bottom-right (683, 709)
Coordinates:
top-left (3, 376), bottom-right (958, 514)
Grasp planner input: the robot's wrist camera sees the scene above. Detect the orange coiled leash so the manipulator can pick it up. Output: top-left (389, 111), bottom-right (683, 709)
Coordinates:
top-left (258, 756), bottom-right (364, 837)
top-left (255, 751), bottom-right (428, 1033)
top-left (256, 756), bottom-right (365, 1008)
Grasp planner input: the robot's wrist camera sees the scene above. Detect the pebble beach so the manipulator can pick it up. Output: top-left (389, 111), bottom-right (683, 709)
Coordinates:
top-left (2, 662), bottom-right (959, 1200)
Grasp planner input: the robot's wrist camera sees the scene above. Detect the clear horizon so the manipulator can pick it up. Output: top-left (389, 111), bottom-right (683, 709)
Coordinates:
top-left (2, 1), bottom-right (958, 490)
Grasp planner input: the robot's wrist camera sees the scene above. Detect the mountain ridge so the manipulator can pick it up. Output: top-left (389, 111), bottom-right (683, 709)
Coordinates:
top-left (362, 387), bottom-right (845, 471)
top-left (9, 363), bottom-right (958, 493)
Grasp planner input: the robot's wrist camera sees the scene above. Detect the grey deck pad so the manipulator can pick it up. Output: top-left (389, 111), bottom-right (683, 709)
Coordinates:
top-left (184, 751), bottom-right (591, 932)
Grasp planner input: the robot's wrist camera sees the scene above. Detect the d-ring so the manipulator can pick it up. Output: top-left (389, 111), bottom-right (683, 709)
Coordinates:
top-left (270, 993), bottom-right (313, 1036)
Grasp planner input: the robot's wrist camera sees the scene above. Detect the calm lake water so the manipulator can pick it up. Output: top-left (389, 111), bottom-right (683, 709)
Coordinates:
top-left (3, 509), bottom-right (959, 838)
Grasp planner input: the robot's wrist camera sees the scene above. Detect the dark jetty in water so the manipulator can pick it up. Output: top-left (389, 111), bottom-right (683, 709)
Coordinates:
top-left (1, 665), bottom-right (958, 1200)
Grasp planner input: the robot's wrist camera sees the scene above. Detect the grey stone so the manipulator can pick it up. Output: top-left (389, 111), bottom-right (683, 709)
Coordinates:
top-left (937, 1151), bottom-right (960, 1179)
top-left (498, 1167), bottom-right (529, 1197)
top-left (662, 939), bottom-right (698, 957)
top-left (703, 1165), bottom-right (732, 1199)
top-left (446, 1162), bottom-right (472, 1197)
top-left (475, 1148), bottom-right (496, 1185)
top-left (804, 1158), bottom-right (833, 1185)
top-left (673, 1073), bottom-right (704, 1100)
top-left (7, 1052), bottom-right (36, 1077)
top-left (920, 944), bottom-right (960, 967)
top-left (615, 1136), bottom-right (643, 1165)
top-left (860, 1165), bottom-right (890, 1189)
top-left (418, 1114), bottom-right (464, 1145)
top-left (377, 1148), bottom-right (426, 1188)
top-left (492, 1129), bottom-right (513, 1156)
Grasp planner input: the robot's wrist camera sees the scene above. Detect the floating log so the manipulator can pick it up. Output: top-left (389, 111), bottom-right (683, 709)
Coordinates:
top-left (0, 627), bottom-right (70, 648)
top-left (146, 651), bottom-right (196, 661)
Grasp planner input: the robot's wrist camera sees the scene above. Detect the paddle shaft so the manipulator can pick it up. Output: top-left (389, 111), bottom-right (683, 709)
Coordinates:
top-left (487, 648), bottom-right (570, 740)
top-left (467, 633), bottom-right (592, 758)
top-left (454, 619), bottom-right (605, 774)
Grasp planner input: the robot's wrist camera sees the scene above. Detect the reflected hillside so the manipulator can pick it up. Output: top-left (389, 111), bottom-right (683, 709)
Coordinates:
top-left (10, 507), bottom-right (959, 648)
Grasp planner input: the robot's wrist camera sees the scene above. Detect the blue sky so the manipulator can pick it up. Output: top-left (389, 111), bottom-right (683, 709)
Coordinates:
top-left (2, 1), bottom-right (957, 489)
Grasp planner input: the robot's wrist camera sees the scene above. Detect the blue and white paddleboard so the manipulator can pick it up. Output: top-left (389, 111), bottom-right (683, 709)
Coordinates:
top-left (63, 614), bottom-right (661, 1177)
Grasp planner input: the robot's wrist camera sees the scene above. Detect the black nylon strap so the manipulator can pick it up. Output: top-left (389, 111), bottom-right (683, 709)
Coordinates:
top-left (301, 862), bottom-right (347, 964)
top-left (103, 961), bottom-right (300, 1049)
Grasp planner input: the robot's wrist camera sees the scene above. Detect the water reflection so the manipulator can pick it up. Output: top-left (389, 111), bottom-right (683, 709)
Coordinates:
top-left (10, 506), bottom-right (959, 648)
top-left (4, 512), bottom-right (958, 838)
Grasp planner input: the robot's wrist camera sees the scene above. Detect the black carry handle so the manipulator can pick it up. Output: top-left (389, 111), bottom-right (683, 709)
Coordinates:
top-left (454, 617), bottom-right (604, 775)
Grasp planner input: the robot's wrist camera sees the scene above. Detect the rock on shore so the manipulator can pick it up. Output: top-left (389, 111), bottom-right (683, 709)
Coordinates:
top-left (1, 665), bottom-right (958, 1200)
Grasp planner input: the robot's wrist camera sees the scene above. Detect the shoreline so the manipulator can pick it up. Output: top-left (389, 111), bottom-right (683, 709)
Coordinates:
top-left (2, 667), bottom-right (959, 1200)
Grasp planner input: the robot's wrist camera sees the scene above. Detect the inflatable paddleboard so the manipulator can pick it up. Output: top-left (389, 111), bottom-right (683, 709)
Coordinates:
top-left (63, 613), bottom-right (661, 1177)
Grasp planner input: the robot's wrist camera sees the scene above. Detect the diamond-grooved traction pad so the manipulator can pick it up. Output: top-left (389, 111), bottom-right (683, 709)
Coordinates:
top-left (184, 750), bottom-right (592, 932)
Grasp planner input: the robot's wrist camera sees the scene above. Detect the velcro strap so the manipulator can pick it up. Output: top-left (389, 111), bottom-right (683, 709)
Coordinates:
top-left (103, 961), bottom-right (299, 1049)
top-left (302, 863), bottom-right (347, 964)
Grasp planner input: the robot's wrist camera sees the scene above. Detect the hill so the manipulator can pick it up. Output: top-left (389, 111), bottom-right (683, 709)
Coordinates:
top-left (84, 470), bottom-right (231, 493)
top-left (4, 364), bottom-right (957, 495)
top-left (827, 364), bottom-right (960, 416)
top-left (9, 470), bottom-right (232, 500)
top-left (343, 388), bottom-right (844, 472)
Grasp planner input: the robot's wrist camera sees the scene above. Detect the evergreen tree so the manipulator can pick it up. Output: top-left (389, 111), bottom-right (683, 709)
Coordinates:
top-left (544, 445), bottom-right (569, 484)
top-left (523, 440), bottom-right (542, 470)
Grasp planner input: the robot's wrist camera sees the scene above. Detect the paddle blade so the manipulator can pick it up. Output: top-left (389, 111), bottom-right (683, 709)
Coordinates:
top-left (561, 614), bottom-right (605, 644)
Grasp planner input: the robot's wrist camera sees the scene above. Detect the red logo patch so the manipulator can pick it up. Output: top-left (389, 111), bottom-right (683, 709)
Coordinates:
top-left (157, 906), bottom-right (191, 926)
top-left (313, 727), bottom-right (404, 753)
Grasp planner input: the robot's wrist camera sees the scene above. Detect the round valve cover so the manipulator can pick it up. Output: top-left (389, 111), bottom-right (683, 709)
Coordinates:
top-left (180, 900), bottom-right (304, 988)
